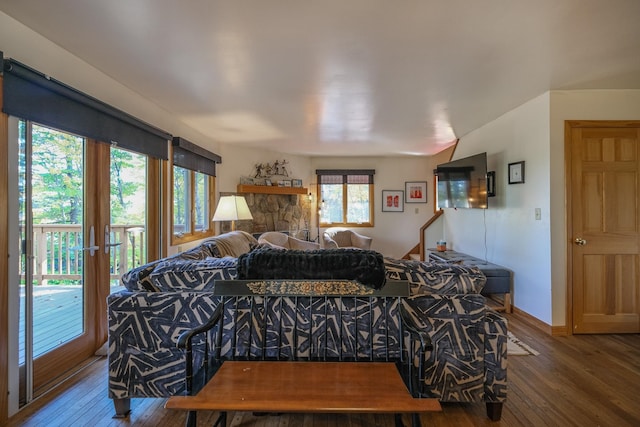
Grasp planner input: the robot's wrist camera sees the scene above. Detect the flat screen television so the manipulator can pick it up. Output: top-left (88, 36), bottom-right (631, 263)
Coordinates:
top-left (436, 152), bottom-right (488, 209)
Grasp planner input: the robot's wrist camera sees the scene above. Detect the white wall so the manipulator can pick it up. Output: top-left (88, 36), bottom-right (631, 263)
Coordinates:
top-left (549, 90), bottom-right (640, 327)
top-left (0, 12), bottom-right (218, 152)
top-left (311, 156), bottom-right (434, 259)
top-left (446, 89), bottom-right (640, 328)
top-left (444, 93), bottom-right (553, 324)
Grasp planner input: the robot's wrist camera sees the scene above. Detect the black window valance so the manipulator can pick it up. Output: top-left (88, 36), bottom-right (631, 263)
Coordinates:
top-left (316, 169), bottom-right (375, 184)
top-left (2, 58), bottom-right (171, 159)
top-left (172, 137), bottom-right (221, 176)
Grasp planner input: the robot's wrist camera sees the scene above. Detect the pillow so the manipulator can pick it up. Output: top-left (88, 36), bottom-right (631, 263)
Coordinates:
top-left (383, 257), bottom-right (486, 295)
top-left (237, 247), bottom-right (387, 289)
top-left (120, 262), bottom-right (159, 292)
top-left (120, 244), bottom-right (215, 292)
top-left (149, 256), bottom-right (238, 292)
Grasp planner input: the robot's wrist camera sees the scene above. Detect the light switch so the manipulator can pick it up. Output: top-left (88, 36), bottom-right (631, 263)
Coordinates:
top-left (415, 208), bottom-right (419, 214)
top-left (535, 208), bottom-right (541, 220)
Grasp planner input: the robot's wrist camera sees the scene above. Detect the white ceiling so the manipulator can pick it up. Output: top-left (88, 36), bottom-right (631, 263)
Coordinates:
top-left (2, 0), bottom-right (640, 157)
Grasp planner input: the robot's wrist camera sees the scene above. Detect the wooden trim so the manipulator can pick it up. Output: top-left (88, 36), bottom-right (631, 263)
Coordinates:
top-left (551, 325), bottom-right (569, 336)
top-left (161, 157), bottom-right (169, 258)
top-left (511, 306), bottom-right (559, 335)
top-left (147, 157), bottom-right (162, 260)
top-left (433, 139), bottom-right (458, 215)
top-left (418, 210), bottom-right (444, 261)
top-left (0, 75), bottom-right (9, 424)
top-left (564, 120), bottom-right (640, 335)
top-left (86, 140), bottom-right (111, 349)
top-left (449, 138), bottom-right (459, 160)
top-left (564, 121), bottom-right (575, 335)
top-left (565, 120), bottom-right (640, 128)
top-left (237, 184), bottom-right (308, 195)
top-left (170, 143), bottom-right (217, 246)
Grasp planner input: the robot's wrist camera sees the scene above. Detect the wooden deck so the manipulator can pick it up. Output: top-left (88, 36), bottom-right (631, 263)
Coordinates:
top-left (19, 284), bottom-right (123, 363)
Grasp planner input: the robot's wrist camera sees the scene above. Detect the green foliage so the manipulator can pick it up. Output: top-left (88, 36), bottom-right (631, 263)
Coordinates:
top-left (24, 123), bottom-right (146, 226)
top-left (30, 125), bottom-right (84, 224)
top-left (110, 148), bottom-right (146, 224)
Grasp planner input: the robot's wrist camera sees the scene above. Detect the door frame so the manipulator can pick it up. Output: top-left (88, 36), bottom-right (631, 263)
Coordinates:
top-left (564, 119), bottom-right (640, 334)
top-left (1, 76), bottom-right (10, 423)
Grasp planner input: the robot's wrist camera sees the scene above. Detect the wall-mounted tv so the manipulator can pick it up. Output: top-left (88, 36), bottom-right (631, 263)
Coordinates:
top-left (436, 152), bottom-right (488, 209)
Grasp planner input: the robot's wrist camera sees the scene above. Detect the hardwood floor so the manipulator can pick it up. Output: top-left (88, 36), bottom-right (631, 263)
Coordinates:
top-left (7, 312), bottom-right (640, 427)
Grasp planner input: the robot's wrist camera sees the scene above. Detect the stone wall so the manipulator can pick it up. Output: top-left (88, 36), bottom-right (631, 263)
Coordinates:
top-left (219, 192), bottom-right (311, 239)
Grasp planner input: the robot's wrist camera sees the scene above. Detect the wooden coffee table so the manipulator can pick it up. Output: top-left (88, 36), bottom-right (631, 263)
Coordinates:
top-left (165, 360), bottom-right (441, 426)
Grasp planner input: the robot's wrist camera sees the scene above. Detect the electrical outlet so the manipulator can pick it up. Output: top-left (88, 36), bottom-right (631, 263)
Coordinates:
top-left (177, 245), bottom-right (183, 253)
top-left (535, 208), bottom-right (541, 220)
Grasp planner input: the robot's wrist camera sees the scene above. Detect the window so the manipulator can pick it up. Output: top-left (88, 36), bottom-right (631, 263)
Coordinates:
top-left (172, 166), bottom-right (216, 244)
top-left (171, 137), bottom-right (220, 245)
top-left (316, 169), bottom-right (374, 227)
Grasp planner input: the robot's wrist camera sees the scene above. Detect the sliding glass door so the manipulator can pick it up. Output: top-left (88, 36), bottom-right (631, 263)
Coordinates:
top-left (16, 121), bottom-right (152, 404)
top-left (18, 121), bottom-right (101, 401)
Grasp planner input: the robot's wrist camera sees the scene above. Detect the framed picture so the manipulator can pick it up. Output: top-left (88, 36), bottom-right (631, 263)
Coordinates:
top-left (291, 179), bottom-right (303, 188)
top-left (265, 179), bottom-right (272, 186)
top-left (508, 161), bottom-right (525, 184)
top-left (405, 181), bottom-right (427, 203)
top-left (283, 180), bottom-right (292, 187)
top-left (382, 190), bottom-right (404, 212)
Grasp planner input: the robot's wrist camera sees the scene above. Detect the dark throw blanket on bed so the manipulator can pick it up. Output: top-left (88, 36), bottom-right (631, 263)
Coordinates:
top-left (236, 247), bottom-right (387, 289)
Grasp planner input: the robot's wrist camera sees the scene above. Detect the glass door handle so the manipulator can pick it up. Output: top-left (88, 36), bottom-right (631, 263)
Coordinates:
top-left (82, 226), bottom-right (99, 256)
top-left (104, 225), bottom-right (122, 254)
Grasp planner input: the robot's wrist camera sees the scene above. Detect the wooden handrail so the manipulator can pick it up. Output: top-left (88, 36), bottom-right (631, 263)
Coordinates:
top-left (418, 210), bottom-right (444, 261)
top-left (20, 223), bottom-right (145, 284)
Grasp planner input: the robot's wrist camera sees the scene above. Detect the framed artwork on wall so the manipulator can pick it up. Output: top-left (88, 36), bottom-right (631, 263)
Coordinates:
top-left (508, 161), bottom-right (525, 184)
top-left (382, 190), bottom-right (404, 212)
top-left (405, 181), bottom-right (427, 203)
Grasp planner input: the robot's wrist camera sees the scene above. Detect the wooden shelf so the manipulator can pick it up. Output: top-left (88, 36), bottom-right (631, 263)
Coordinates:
top-left (237, 184), bottom-right (308, 195)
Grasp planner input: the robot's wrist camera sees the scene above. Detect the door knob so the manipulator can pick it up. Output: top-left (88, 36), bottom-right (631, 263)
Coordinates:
top-left (81, 225), bottom-right (99, 256)
top-left (104, 225), bottom-right (122, 254)
top-left (574, 238), bottom-right (587, 246)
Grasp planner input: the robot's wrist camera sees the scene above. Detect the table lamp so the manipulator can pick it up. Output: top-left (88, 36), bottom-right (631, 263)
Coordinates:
top-left (212, 195), bottom-right (253, 231)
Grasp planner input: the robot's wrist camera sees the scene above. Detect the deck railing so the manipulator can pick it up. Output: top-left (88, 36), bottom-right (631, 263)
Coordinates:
top-left (21, 224), bottom-right (146, 285)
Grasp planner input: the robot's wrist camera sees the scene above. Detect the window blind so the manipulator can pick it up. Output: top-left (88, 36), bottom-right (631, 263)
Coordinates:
top-left (2, 58), bottom-right (171, 159)
top-left (316, 169), bottom-right (375, 184)
top-left (172, 137), bottom-right (221, 176)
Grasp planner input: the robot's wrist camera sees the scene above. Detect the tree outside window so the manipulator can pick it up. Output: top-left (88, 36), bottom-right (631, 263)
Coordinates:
top-left (172, 166), bottom-right (215, 244)
top-left (317, 170), bottom-right (374, 227)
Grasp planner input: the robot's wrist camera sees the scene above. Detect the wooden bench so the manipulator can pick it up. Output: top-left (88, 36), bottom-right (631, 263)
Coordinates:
top-left (164, 279), bottom-right (440, 427)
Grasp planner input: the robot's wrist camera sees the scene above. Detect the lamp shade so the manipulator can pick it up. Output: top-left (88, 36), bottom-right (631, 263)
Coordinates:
top-left (212, 195), bottom-right (253, 230)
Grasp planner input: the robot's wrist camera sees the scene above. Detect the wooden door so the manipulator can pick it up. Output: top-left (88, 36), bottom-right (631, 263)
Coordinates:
top-left (568, 121), bottom-right (640, 334)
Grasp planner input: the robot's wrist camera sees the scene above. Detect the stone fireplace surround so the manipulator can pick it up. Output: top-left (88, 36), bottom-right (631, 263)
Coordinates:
top-left (219, 192), bottom-right (312, 240)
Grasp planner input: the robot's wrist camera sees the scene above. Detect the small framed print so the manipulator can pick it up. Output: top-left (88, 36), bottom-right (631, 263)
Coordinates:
top-left (283, 180), bottom-right (292, 187)
top-left (265, 179), bottom-right (273, 186)
top-left (405, 181), bottom-right (427, 203)
top-left (382, 190), bottom-right (404, 212)
top-left (291, 179), bottom-right (303, 188)
top-left (508, 161), bottom-right (525, 184)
